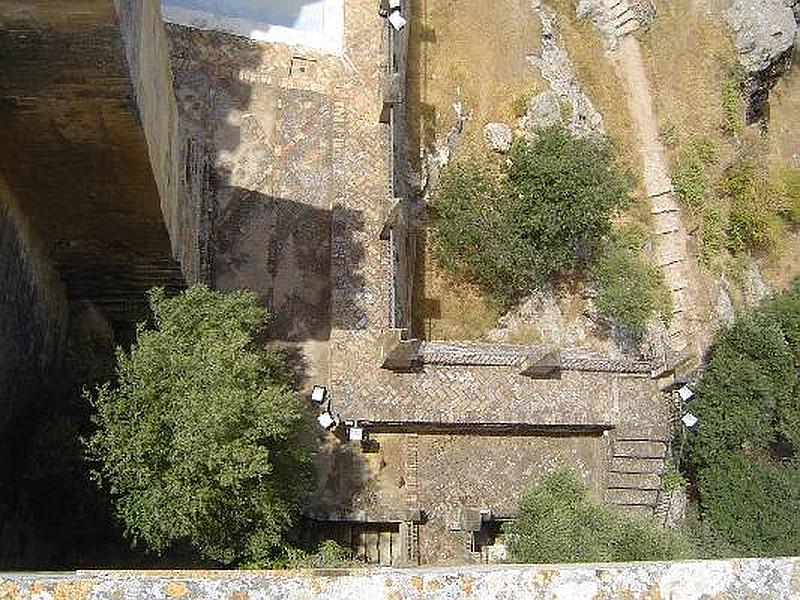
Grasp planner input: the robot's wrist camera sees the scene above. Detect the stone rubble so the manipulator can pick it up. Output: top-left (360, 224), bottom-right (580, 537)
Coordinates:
top-left (527, 2), bottom-right (604, 137)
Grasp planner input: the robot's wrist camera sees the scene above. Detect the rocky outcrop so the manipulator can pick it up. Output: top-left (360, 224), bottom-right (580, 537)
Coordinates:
top-left (483, 122), bottom-right (513, 153)
top-left (725, 0), bottom-right (799, 124)
top-left (522, 90), bottom-right (563, 139)
top-left (527, 4), bottom-right (604, 136)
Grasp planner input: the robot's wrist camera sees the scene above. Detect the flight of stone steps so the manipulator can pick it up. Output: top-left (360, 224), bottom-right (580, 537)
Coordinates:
top-left (603, 0), bottom-right (640, 38)
top-left (605, 436), bottom-right (668, 518)
top-left (651, 190), bottom-right (691, 353)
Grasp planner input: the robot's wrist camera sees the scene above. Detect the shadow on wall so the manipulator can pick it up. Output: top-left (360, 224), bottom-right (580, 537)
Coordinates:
top-left (167, 23), bottom-right (374, 525)
top-left (169, 25), bottom-right (368, 347)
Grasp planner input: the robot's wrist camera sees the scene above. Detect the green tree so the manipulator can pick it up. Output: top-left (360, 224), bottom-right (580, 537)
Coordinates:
top-left (683, 280), bottom-right (800, 556)
top-left (505, 470), bottom-right (692, 563)
top-left (431, 126), bottom-right (631, 306)
top-left (86, 285), bottom-right (314, 565)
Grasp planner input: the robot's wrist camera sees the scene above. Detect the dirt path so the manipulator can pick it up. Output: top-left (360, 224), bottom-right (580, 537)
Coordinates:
top-left (611, 35), bottom-right (710, 357)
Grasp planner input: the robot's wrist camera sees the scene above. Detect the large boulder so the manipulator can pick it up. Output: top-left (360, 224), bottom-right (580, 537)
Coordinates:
top-left (483, 122), bottom-right (513, 153)
top-left (725, 0), bottom-right (798, 123)
top-left (522, 90), bottom-right (563, 141)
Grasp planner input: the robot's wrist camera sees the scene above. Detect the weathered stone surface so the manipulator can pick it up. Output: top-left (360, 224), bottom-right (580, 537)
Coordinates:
top-left (725, 0), bottom-right (798, 122)
top-left (607, 472), bottom-right (662, 489)
top-left (605, 487), bottom-right (659, 505)
top-left (528, 5), bottom-right (603, 136)
top-left (609, 456), bottom-right (667, 474)
top-left (0, 0), bottom-right (191, 326)
top-left (1, 558), bottom-right (799, 598)
top-left (743, 262), bottom-right (771, 307)
top-left (524, 90), bottom-right (563, 133)
top-left (0, 185), bottom-right (68, 433)
top-left (716, 285), bottom-right (736, 325)
top-left (483, 122), bottom-right (513, 153)
top-left (612, 440), bottom-right (667, 459)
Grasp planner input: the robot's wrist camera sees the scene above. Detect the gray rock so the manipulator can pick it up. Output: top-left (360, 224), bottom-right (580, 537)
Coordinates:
top-left (631, 0), bottom-right (656, 30)
top-left (725, 0), bottom-right (798, 123)
top-left (743, 262), bottom-right (771, 307)
top-left (715, 286), bottom-right (735, 326)
top-left (483, 122), bottom-right (513, 153)
top-left (527, 6), bottom-right (604, 136)
top-left (525, 90), bottom-right (562, 132)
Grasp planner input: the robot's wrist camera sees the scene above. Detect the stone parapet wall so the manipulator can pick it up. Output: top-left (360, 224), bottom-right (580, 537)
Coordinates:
top-left (0, 558), bottom-right (798, 598)
top-left (386, 2), bottom-right (415, 330)
top-left (419, 341), bottom-right (657, 375)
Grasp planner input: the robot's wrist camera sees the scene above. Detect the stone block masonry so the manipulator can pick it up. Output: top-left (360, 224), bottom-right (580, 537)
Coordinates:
top-left (0, 0), bottom-right (201, 328)
top-left (0, 182), bottom-right (68, 434)
top-left (0, 557), bottom-right (798, 598)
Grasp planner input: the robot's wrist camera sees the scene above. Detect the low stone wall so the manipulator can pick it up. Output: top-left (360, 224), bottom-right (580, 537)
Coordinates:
top-left (1, 558), bottom-right (798, 598)
top-left (385, 3), bottom-right (416, 330)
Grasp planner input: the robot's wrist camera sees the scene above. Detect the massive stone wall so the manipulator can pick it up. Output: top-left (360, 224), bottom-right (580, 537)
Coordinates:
top-left (0, 0), bottom-right (198, 327)
top-left (0, 558), bottom-right (798, 598)
top-left (0, 179), bottom-right (68, 433)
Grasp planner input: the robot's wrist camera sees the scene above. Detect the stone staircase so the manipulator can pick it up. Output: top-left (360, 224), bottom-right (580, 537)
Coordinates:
top-left (605, 436), bottom-right (667, 518)
top-left (602, 0), bottom-right (640, 38)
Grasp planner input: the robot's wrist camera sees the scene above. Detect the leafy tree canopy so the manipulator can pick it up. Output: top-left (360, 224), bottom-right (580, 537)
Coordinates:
top-left (685, 279), bottom-right (800, 556)
top-left (86, 285), bottom-right (314, 565)
top-left (431, 126), bottom-right (631, 306)
top-left (505, 470), bottom-right (692, 563)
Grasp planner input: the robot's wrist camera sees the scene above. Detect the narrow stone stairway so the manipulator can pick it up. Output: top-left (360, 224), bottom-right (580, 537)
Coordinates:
top-left (602, 0), bottom-right (640, 37)
top-left (605, 437), bottom-right (668, 518)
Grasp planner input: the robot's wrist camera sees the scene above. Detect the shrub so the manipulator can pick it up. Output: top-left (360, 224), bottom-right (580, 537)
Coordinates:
top-left (512, 89), bottom-right (537, 117)
top-left (658, 121), bottom-right (678, 147)
top-left (259, 540), bottom-right (355, 570)
top-left (691, 136), bottom-right (718, 165)
top-left (720, 70), bottom-right (743, 137)
top-left (686, 316), bottom-right (795, 469)
top-left (673, 149), bottom-right (709, 209)
top-left (431, 126), bottom-right (631, 306)
top-left (590, 240), bottom-right (671, 330)
top-left (720, 163), bottom-right (783, 253)
top-left (86, 286), bottom-right (314, 565)
top-left (684, 281), bottom-right (800, 555)
top-left (779, 167), bottom-right (800, 224)
top-left (506, 470), bottom-right (692, 563)
top-left (699, 205), bottom-right (725, 264)
top-left (662, 466), bottom-right (688, 492)
top-left (697, 455), bottom-right (800, 556)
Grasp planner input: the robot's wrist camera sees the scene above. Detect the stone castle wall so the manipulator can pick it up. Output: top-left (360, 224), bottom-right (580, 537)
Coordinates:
top-left (0, 0), bottom-right (198, 327)
top-left (386, 4), bottom-right (416, 331)
top-left (0, 181), bottom-right (68, 433)
top-left (0, 557), bottom-right (798, 598)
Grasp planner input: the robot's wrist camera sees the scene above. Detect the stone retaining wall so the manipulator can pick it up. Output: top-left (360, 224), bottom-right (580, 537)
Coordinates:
top-left (1, 558), bottom-right (798, 598)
